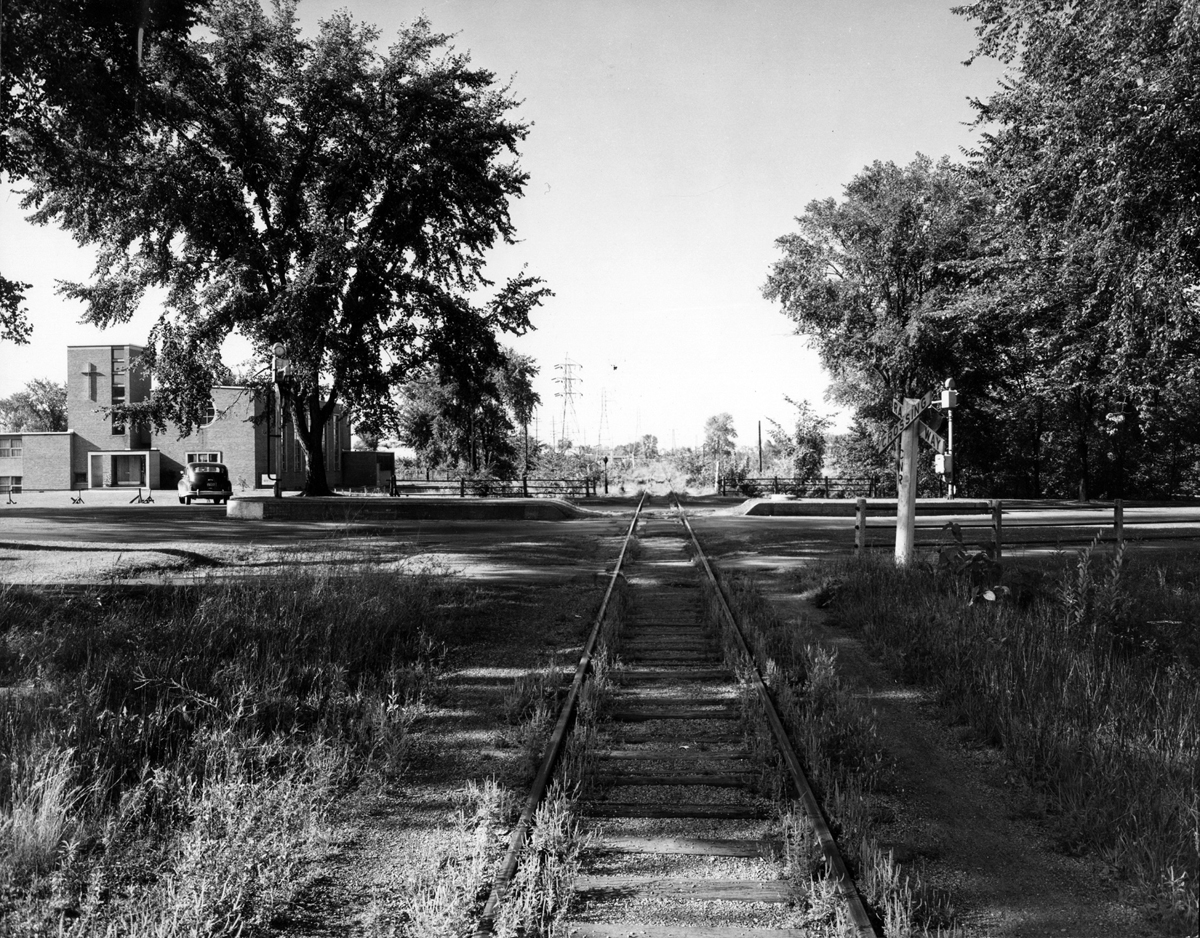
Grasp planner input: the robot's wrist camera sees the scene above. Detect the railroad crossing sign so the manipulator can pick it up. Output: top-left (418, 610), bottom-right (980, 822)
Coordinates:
top-left (917, 419), bottom-right (946, 454)
top-left (881, 390), bottom-right (941, 452)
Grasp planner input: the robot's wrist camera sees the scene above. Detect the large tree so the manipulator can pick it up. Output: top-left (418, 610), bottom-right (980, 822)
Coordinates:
top-left (0, 378), bottom-right (68, 432)
top-left (19, 0), bottom-right (549, 494)
top-left (764, 396), bottom-right (831, 482)
top-left (397, 348), bottom-right (539, 478)
top-left (762, 155), bottom-right (992, 409)
top-left (957, 0), bottom-right (1200, 498)
top-left (762, 156), bottom-right (1004, 498)
top-left (1, 0), bottom-right (210, 344)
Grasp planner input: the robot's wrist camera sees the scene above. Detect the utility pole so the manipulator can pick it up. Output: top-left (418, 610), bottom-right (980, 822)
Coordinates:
top-left (758, 421), bottom-right (762, 473)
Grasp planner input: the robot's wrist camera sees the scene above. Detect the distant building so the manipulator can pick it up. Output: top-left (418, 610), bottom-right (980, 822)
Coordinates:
top-left (0, 344), bottom-right (351, 494)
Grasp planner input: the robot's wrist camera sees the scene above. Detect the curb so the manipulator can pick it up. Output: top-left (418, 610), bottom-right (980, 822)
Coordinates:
top-left (226, 495), bottom-right (586, 521)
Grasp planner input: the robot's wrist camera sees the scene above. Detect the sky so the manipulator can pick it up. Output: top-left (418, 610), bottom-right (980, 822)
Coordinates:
top-left (0, 0), bottom-right (1006, 449)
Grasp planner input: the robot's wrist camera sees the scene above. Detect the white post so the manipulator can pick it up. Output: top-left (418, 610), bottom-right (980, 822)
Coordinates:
top-left (895, 398), bottom-right (920, 566)
top-left (947, 407), bottom-right (955, 499)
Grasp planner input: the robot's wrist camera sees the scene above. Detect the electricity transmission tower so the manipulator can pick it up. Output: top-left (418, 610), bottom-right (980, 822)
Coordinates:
top-left (597, 388), bottom-right (611, 451)
top-left (553, 357), bottom-right (583, 447)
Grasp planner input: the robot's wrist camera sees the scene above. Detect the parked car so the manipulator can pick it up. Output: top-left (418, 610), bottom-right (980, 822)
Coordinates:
top-left (177, 462), bottom-right (233, 504)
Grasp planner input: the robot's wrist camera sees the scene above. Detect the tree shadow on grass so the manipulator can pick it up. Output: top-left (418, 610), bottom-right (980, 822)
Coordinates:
top-left (0, 541), bottom-right (225, 567)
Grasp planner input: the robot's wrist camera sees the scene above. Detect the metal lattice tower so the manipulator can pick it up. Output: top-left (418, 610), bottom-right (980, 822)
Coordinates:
top-left (553, 356), bottom-right (583, 447)
top-left (597, 388), bottom-right (611, 450)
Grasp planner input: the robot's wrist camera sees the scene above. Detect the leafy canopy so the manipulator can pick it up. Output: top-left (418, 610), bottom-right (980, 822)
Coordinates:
top-left (702, 413), bottom-right (737, 461)
top-left (765, 397), bottom-right (832, 482)
top-left (397, 348), bottom-right (538, 478)
top-left (763, 155), bottom-right (992, 408)
top-left (21, 0), bottom-right (549, 493)
top-left (2, 0), bottom-right (210, 344)
top-left (0, 379), bottom-right (68, 432)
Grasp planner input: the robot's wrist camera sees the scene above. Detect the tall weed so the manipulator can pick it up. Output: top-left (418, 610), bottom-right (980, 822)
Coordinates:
top-left (823, 549), bottom-right (1200, 930)
top-left (0, 563), bottom-right (459, 935)
top-left (703, 574), bottom-right (953, 936)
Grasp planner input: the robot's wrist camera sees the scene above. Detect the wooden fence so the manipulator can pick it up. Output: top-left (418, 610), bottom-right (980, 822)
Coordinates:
top-left (388, 477), bottom-right (596, 498)
top-left (719, 475), bottom-right (893, 498)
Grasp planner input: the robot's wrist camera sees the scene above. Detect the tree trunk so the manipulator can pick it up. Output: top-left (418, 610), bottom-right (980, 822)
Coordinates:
top-left (289, 386), bottom-right (336, 497)
top-left (1075, 391), bottom-right (1091, 502)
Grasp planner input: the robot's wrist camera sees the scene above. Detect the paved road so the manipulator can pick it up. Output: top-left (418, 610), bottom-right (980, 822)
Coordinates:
top-left (4, 495), bottom-right (1199, 556)
top-left (0, 492), bottom-right (634, 586)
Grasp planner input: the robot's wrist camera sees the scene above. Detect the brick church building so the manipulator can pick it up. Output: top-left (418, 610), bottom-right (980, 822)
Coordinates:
top-left (0, 344), bottom-right (352, 495)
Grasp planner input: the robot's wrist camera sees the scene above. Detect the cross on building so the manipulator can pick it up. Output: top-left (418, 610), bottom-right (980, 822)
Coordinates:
top-left (81, 362), bottom-right (104, 401)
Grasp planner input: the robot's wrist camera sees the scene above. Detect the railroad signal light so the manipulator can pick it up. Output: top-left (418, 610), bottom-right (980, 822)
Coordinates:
top-left (941, 389), bottom-right (958, 409)
top-left (935, 453), bottom-right (953, 477)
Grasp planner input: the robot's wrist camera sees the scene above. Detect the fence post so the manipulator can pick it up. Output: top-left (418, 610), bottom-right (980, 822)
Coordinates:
top-left (773, 476), bottom-right (778, 494)
top-left (522, 475), bottom-right (529, 498)
top-left (989, 499), bottom-right (1003, 560)
top-left (460, 477), bottom-right (466, 498)
top-left (855, 498), bottom-right (866, 556)
top-left (824, 477), bottom-right (830, 498)
top-left (1114, 498), bottom-right (1123, 543)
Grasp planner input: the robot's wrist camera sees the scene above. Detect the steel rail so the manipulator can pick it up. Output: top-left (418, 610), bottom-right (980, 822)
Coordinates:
top-left (673, 497), bottom-right (881, 938)
top-left (472, 491), bottom-right (647, 936)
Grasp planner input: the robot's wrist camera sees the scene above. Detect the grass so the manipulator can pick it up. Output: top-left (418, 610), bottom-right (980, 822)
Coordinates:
top-left (806, 542), bottom-right (1200, 933)
top-left (702, 573), bottom-right (956, 937)
top-left (387, 559), bottom-right (630, 937)
top-left (0, 562), bottom-right (460, 936)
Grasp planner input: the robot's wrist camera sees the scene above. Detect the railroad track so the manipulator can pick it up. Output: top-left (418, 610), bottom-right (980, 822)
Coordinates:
top-left (475, 495), bottom-right (878, 937)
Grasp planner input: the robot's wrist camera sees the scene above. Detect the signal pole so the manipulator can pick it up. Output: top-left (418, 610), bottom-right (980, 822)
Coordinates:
top-left (883, 382), bottom-right (956, 566)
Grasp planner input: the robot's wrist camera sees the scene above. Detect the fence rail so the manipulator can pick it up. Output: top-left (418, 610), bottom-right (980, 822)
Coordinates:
top-left (387, 477), bottom-right (597, 498)
top-left (719, 475), bottom-right (892, 498)
top-left (851, 498), bottom-right (1200, 556)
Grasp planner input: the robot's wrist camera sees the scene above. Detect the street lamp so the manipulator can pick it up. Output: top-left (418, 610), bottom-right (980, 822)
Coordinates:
top-left (272, 343), bottom-right (288, 499)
